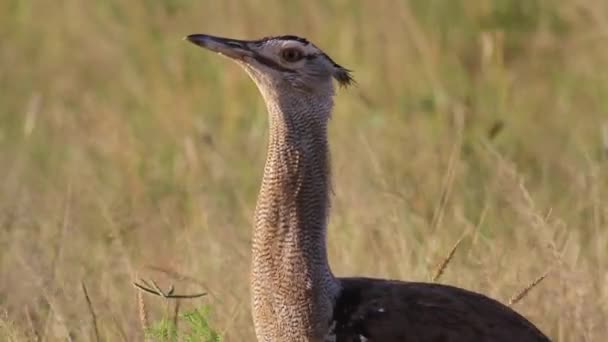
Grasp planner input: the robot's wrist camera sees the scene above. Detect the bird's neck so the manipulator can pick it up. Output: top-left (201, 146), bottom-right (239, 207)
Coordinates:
top-left (251, 90), bottom-right (339, 340)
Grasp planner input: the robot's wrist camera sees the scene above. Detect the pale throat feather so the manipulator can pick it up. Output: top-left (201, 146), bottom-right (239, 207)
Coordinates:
top-left (250, 86), bottom-right (339, 340)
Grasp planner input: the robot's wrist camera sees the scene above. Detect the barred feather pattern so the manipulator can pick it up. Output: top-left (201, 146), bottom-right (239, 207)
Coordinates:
top-left (251, 87), bottom-right (339, 342)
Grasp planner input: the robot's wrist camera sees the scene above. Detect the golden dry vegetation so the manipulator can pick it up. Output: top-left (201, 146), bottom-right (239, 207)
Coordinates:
top-left (1, 0), bottom-right (607, 341)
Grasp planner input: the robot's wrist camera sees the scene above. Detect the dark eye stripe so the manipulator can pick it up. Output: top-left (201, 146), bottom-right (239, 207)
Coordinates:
top-left (253, 54), bottom-right (295, 73)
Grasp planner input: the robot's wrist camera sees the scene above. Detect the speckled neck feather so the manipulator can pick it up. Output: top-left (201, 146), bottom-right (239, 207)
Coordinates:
top-left (251, 88), bottom-right (339, 341)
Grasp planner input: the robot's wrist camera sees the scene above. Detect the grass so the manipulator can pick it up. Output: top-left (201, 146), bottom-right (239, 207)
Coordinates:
top-left (145, 307), bottom-right (221, 342)
top-left (1, 0), bottom-right (607, 340)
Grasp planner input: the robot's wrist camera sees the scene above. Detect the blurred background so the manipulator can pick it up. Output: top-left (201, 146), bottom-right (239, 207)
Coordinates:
top-left (1, 0), bottom-right (607, 341)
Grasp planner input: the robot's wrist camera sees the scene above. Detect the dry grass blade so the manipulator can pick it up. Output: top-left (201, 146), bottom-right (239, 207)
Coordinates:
top-left (431, 235), bottom-right (465, 282)
top-left (508, 269), bottom-right (551, 306)
top-left (133, 279), bottom-right (207, 299)
top-left (144, 265), bottom-right (208, 288)
top-left (602, 122), bottom-right (608, 158)
top-left (137, 287), bottom-right (149, 340)
top-left (24, 307), bottom-right (40, 342)
top-left (81, 282), bottom-right (100, 342)
top-left (172, 300), bottom-right (181, 332)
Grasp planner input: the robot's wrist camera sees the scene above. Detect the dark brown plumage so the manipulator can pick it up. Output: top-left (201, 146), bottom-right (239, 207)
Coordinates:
top-left (185, 33), bottom-right (551, 342)
top-left (332, 278), bottom-right (550, 341)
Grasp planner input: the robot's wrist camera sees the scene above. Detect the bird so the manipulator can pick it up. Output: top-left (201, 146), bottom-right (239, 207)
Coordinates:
top-left (185, 33), bottom-right (551, 342)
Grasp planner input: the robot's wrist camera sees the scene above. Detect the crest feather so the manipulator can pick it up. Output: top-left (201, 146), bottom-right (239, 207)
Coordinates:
top-left (320, 52), bottom-right (354, 87)
top-left (333, 66), bottom-right (354, 87)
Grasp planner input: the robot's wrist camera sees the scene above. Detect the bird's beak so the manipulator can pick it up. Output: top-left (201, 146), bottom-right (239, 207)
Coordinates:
top-left (185, 34), bottom-right (252, 60)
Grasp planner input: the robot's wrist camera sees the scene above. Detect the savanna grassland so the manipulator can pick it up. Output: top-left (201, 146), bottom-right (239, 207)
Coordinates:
top-left (1, 0), bottom-right (607, 341)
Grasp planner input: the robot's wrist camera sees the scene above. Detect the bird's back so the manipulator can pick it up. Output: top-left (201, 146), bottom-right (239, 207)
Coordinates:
top-left (332, 277), bottom-right (551, 342)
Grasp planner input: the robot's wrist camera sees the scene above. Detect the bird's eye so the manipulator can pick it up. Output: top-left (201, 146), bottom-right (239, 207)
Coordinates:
top-left (281, 48), bottom-right (303, 62)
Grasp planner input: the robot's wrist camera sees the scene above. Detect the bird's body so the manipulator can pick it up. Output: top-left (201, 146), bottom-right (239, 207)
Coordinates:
top-left (186, 33), bottom-right (550, 342)
top-left (333, 278), bottom-right (547, 341)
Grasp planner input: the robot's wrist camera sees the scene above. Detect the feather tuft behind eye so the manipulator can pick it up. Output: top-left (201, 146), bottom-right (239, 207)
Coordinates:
top-left (333, 66), bottom-right (354, 87)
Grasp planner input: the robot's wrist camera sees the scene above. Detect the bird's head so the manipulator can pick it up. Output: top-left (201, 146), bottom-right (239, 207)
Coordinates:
top-left (186, 34), bottom-right (353, 97)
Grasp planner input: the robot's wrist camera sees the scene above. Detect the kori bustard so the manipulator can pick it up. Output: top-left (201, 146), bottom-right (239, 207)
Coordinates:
top-left (186, 33), bottom-right (550, 342)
